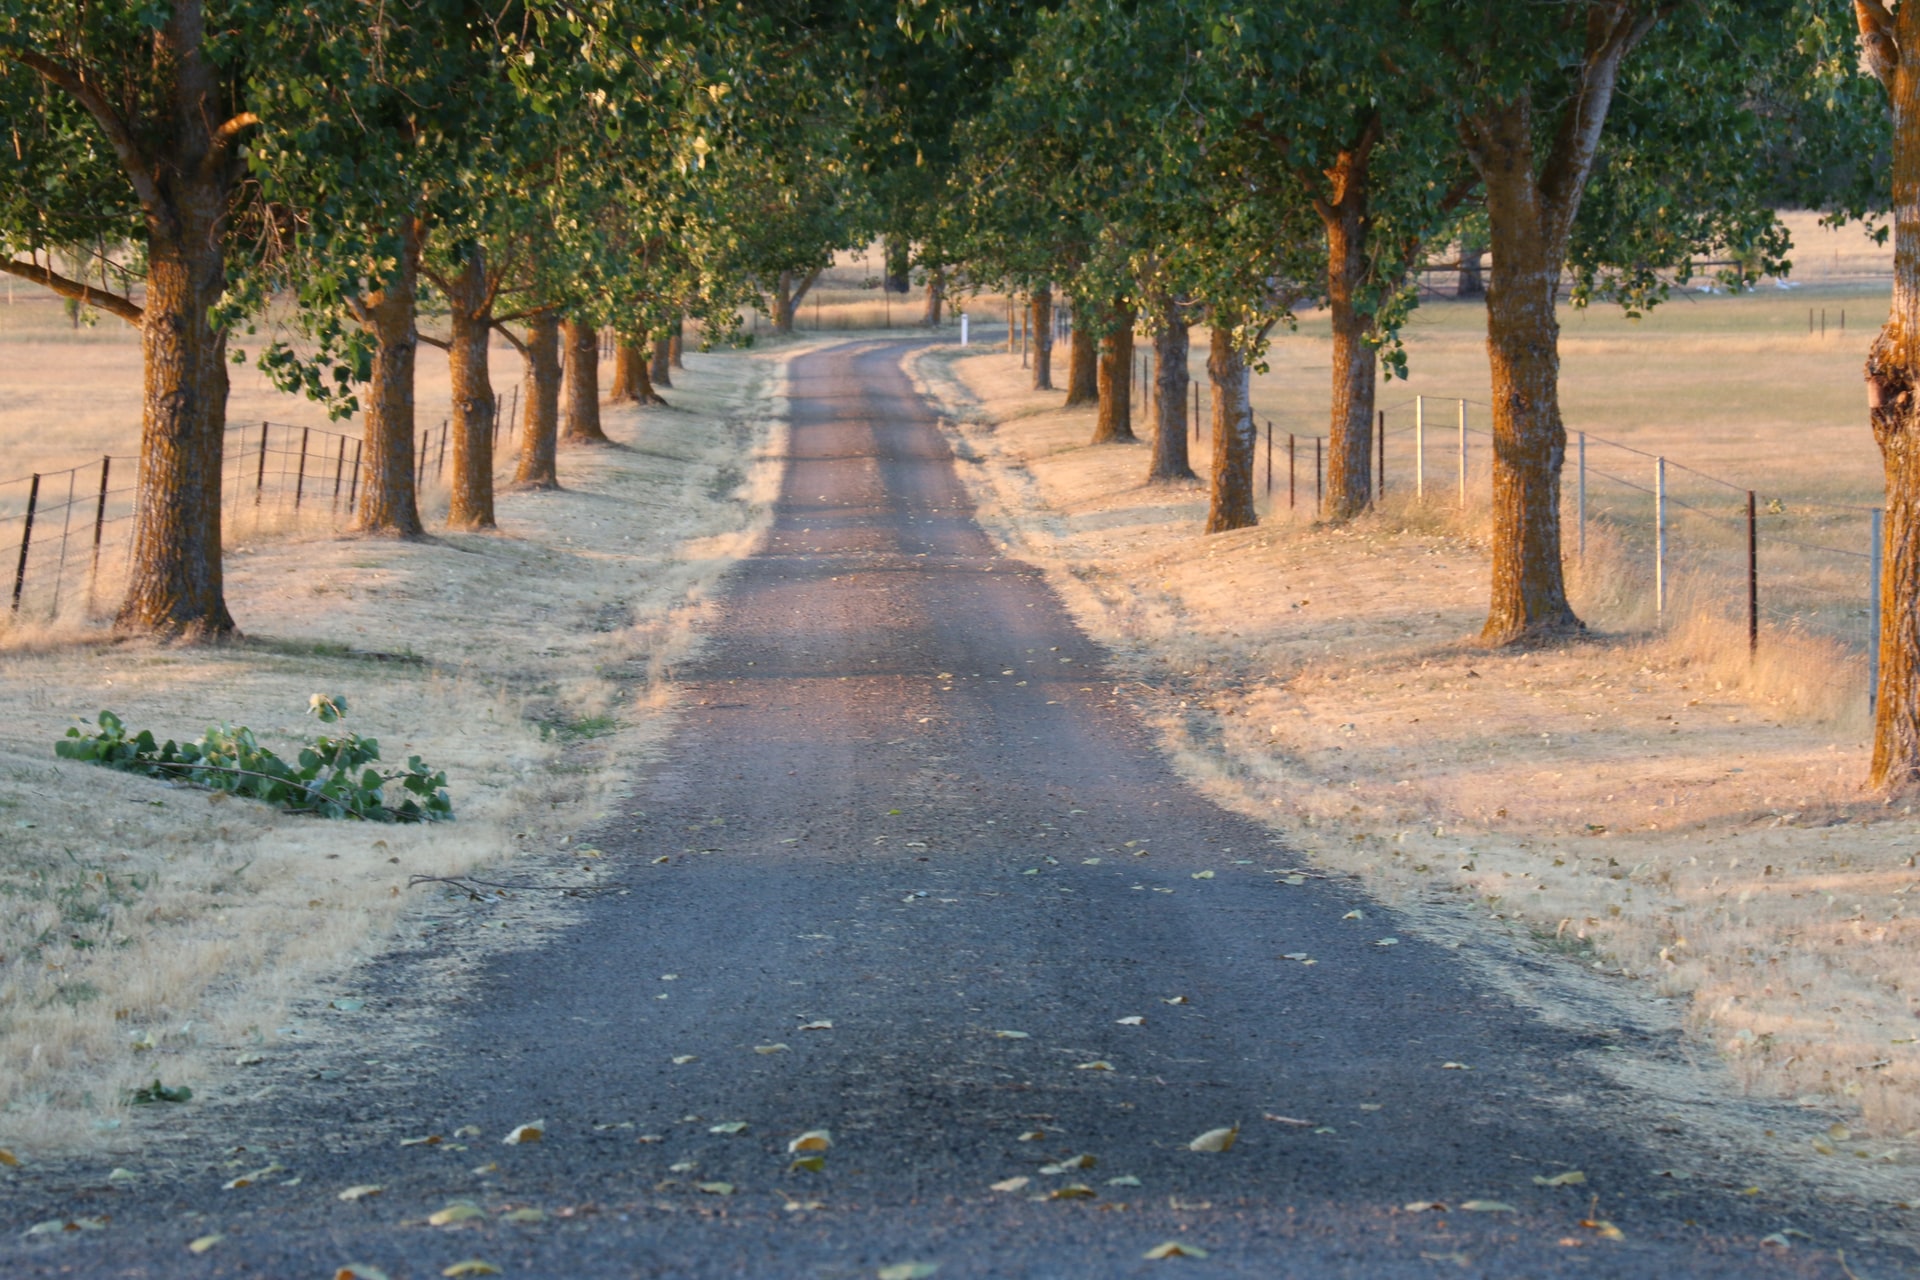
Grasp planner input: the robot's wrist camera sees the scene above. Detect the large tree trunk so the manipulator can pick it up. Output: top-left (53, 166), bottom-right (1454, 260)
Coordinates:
top-left (670, 319), bottom-right (685, 370)
top-left (1145, 302), bottom-right (1194, 482)
top-left (1091, 300), bottom-right (1135, 444)
top-left (1029, 283), bottom-right (1054, 391)
top-left (884, 234), bottom-right (911, 293)
top-left (561, 319), bottom-right (608, 444)
top-left (650, 332), bottom-right (673, 388)
top-left (512, 311), bottom-right (562, 490)
top-left (1324, 179), bottom-right (1375, 521)
top-left (354, 216), bottom-right (425, 537)
top-left (1458, 243), bottom-right (1486, 298)
top-left (1064, 318), bottom-right (1098, 407)
top-left (923, 266), bottom-right (945, 327)
top-left (1861, 0), bottom-right (1920, 789)
top-left (119, 197), bottom-right (235, 637)
top-left (1205, 321), bottom-right (1258, 533)
top-left (771, 268), bottom-right (819, 335)
top-left (1476, 101), bottom-right (1580, 643)
top-left (608, 335), bottom-right (644, 403)
top-left (446, 250), bottom-right (496, 530)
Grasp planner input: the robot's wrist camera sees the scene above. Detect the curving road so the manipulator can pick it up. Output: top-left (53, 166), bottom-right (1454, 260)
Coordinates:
top-left (1, 340), bottom-right (1889, 1278)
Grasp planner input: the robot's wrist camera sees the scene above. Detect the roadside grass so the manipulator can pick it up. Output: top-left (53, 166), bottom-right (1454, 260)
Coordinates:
top-left (908, 254), bottom-right (1920, 1158)
top-left (0, 321), bottom-right (796, 1158)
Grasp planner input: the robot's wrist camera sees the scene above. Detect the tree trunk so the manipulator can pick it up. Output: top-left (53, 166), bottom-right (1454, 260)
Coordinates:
top-left (1458, 244), bottom-right (1486, 298)
top-left (1205, 321), bottom-right (1258, 533)
top-left (1864, 0), bottom-right (1920, 789)
top-left (1324, 184), bottom-right (1375, 521)
top-left (670, 320), bottom-right (685, 370)
top-left (118, 198), bottom-right (236, 637)
top-left (1091, 301), bottom-right (1135, 444)
top-left (446, 250), bottom-right (496, 530)
top-left (771, 268), bottom-right (819, 335)
top-left (923, 266), bottom-right (945, 327)
top-left (354, 216), bottom-right (425, 537)
top-left (561, 319), bottom-right (608, 444)
top-left (512, 311), bottom-right (562, 490)
top-left (1477, 102), bottom-right (1580, 643)
top-left (650, 332), bottom-right (673, 388)
top-left (884, 234), bottom-right (911, 293)
top-left (1145, 303), bottom-right (1194, 482)
top-left (608, 336), bottom-right (644, 403)
top-left (1029, 283), bottom-right (1054, 391)
top-left (1064, 319), bottom-right (1098, 407)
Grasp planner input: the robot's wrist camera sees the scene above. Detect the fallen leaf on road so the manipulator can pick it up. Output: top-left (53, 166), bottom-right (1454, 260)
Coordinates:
top-left (335, 1267), bottom-right (391, 1280)
top-left (1107, 1175), bottom-right (1142, 1187)
top-left (1263, 1114), bottom-right (1313, 1127)
top-left (652, 856), bottom-right (670, 865)
top-left (1280, 953), bottom-right (1316, 965)
top-left (337, 1185), bottom-right (384, 1202)
top-left (470, 1162), bottom-right (498, 1175)
top-left (798, 1020), bottom-right (833, 1031)
top-left (1461, 1200), bottom-right (1515, 1213)
top-left (1342, 910), bottom-right (1364, 920)
top-left (789, 1130), bottom-right (833, 1153)
top-left (1188, 1126), bottom-right (1239, 1153)
top-left (790, 1156), bottom-right (826, 1172)
top-left (1039, 1154), bottom-right (1096, 1173)
top-left (1075, 1060), bottom-right (1114, 1071)
top-left (672, 1055), bottom-right (697, 1065)
top-left (429, 1201), bottom-right (484, 1225)
top-left (1440, 1062), bottom-right (1471, 1071)
top-left (696, 1181), bottom-right (735, 1195)
top-left (1580, 1218), bottom-right (1625, 1240)
top-left (0, 1149), bottom-right (20, 1167)
top-left (1533, 1171), bottom-right (1586, 1187)
top-left (26, 1218), bottom-right (108, 1235)
top-left (1116, 1016), bottom-right (1144, 1026)
top-left (1404, 1201), bottom-right (1447, 1212)
top-left (1083, 858), bottom-right (1101, 865)
top-left (754, 1043), bottom-right (790, 1054)
top-left (876, 1264), bottom-right (939, 1280)
top-left (329, 998), bottom-right (365, 1013)
top-left (1143, 1241), bottom-right (1208, 1260)
top-left (1168, 1198), bottom-right (1211, 1211)
top-left (1017, 1130), bottom-right (1046, 1142)
top-left (1163, 996), bottom-right (1189, 1005)
top-left (401, 1135), bottom-right (442, 1147)
top-left (1282, 874), bottom-right (1307, 885)
top-left (456, 1126), bottom-right (482, 1138)
top-left (785, 1199), bottom-right (825, 1211)
top-left (991, 1176), bottom-right (1031, 1192)
top-left (993, 1030), bottom-right (1030, 1039)
top-left (709, 1121), bottom-right (749, 1135)
top-left (1050, 1184), bottom-right (1096, 1199)
top-left (1375, 938), bottom-right (1400, 948)
top-left (502, 1122), bottom-right (543, 1145)
top-left (441, 1262), bottom-right (501, 1277)
top-left (187, 1234), bottom-right (223, 1254)
top-left (1192, 871), bottom-right (1214, 880)
top-left (502, 1208), bottom-right (544, 1223)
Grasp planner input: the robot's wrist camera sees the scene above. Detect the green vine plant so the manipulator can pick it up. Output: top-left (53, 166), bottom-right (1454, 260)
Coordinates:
top-left (55, 696), bottom-right (452, 823)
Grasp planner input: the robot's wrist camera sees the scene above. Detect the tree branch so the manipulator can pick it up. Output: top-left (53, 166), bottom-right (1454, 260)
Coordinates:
top-left (0, 257), bottom-right (145, 325)
top-left (204, 111), bottom-right (261, 178)
top-left (1856, 0), bottom-right (1899, 93)
top-left (416, 331), bottom-right (451, 352)
top-left (490, 320), bottom-right (529, 357)
top-left (10, 51), bottom-right (165, 216)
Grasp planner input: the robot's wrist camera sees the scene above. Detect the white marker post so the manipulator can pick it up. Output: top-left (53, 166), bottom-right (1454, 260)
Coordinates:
top-left (960, 314), bottom-right (970, 346)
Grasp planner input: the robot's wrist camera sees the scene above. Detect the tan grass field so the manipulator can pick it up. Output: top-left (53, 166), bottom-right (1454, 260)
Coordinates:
top-left (0, 297), bottom-right (802, 1159)
top-left (904, 232), bottom-right (1920, 1203)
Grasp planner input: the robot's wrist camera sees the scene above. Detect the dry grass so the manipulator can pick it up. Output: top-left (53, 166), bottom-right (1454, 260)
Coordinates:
top-left (909, 303), bottom-right (1920, 1178)
top-left (0, 302), bottom-right (801, 1159)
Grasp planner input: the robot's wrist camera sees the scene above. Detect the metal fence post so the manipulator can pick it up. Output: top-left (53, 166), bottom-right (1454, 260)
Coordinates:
top-left (255, 421), bottom-right (269, 505)
top-left (12, 473), bottom-right (40, 611)
top-left (1265, 421), bottom-right (1273, 497)
top-left (1577, 432), bottom-right (1587, 561)
top-left (1871, 507), bottom-right (1885, 717)
top-left (88, 456), bottom-right (110, 610)
top-left (347, 441), bottom-right (362, 514)
top-left (1654, 456), bottom-right (1668, 618)
top-left (332, 436), bottom-right (346, 512)
top-left (1315, 436), bottom-right (1323, 513)
top-left (50, 469), bottom-right (76, 615)
top-left (437, 420), bottom-right (449, 480)
top-left (1457, 399), bottom-right (1467, 509)
top-left (1746, 490), bottom-right (1758, 656)
top-left (294, 427), bottom-right (310, 510)
top-left (1376, 410), bottom-right (1385, 501)
top-left (1289, 434), bottom-right (1296, 510)
top-left (1414, 394), bottom-right (1426, 502)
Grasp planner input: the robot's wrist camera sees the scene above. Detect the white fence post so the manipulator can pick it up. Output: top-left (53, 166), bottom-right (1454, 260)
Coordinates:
top-left (1414, 395), bottom-right (1425, 502)
top-left (960, 314), bottom-right (969, 346)
top-left (1655, 456), bottom-right (1668, 618)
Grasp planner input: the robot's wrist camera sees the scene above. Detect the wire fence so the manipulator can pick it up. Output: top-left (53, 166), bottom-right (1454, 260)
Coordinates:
top-left (3, 384), bottom-right (528, 630)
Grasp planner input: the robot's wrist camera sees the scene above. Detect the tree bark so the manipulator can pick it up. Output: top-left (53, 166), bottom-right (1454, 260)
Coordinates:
top-left (1458, 244), bottom-right (1486, 298)
top-left (771, 268), bottom-right (819, 335)
top-left (608, 335), bottom-right (644, 403)
top-left (1029, 282), bottom-right (1054, 391)
top-left (1064, 318), bottom-right (1098, 407)
top-left (1145, 301), bottom-right (1194, 482)
top-left (561, 318), bottom-right (608, 444)
top-left (923, 266), bottom-right (945, 327)
top-left (511, 311), bottom-right (562, 489)
top-left (1473, 99), bottom-right (1580, 643)
top-left (445, 250), bottom-right (496, 530)
top-left (670, 319), bottom-right (685, 369)
top-left (884, 234), bottom-right (911, 293)
top-left (1091, 300), bottom-right (1135, 444)
top-left (650, 332), bottom-right (673, 388)
top-left (1859, 0), bottom-right (1920, 789)
top-left (119, 189), bottom-right (236, 636)
top-left (353, 215), bottom-right (425, 537)
top-left (1205, 321), bottom-right (1258, 533)
top-left (1323, 171), bottom-right (1376, 521)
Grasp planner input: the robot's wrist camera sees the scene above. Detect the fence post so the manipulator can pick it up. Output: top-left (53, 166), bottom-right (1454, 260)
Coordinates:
top-left (1576, 432), bottom-right (1587, 561)
top-left (1193, 383), bottom-right (1200, 442)
top-left (1457, 400), bottom-right (1467, 509)
top-left (50, 469), bottom-right (77, 616)
top-left (1870, 507), bottom-right (1884, 717)
top-left (1289, 434), bottom-right (1296, 511)
top-left (347, 440), bottom-right (362, 514)
top-left (1265, 420), bottom-right (1272, 496)
top-left (88, 456), bottom-right (110, 610)
top-left (1376, 409), bottom-right (1385, 501)
top-left (507, 385), bottom-right (519, 442)
top-left (332, 436), bottom-right (346, 512)
top-left (11, 473), bottom-right (40, 612)
top-left (255, 421), bottom-right (269, 505)
top-left (417, 430), bottom-right (429, 484)
top-left (438, 420), bottom-right (449, 480)
top-left (294, 427), bottom-right (310, 510)
top-left (1414, 394), bottom-right (1426, 502)
top-left (960, 314), bottom-right (969, 346)
top-left (1654, 456), bottom-right (1668, 618)
top-left (1746, 490), bottom-right (1758, 657)
top-left (1315, 436), bottom-right (1323, 513)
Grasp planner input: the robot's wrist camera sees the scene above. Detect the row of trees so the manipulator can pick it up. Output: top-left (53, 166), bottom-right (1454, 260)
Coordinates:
top-left (9, 2), bottom-right (1920, 791)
